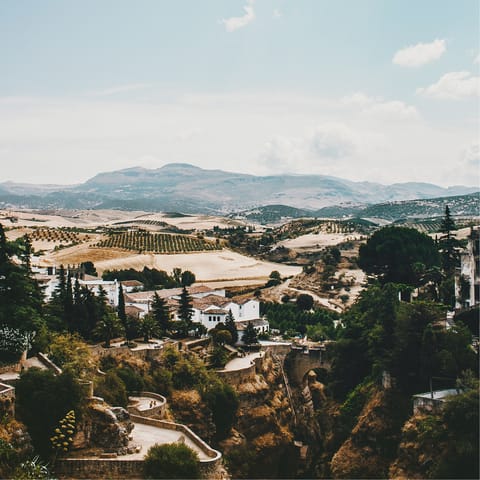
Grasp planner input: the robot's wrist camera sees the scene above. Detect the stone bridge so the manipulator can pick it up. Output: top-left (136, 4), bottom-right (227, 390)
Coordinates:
top-left (285, 345), bottom-right (332, 385)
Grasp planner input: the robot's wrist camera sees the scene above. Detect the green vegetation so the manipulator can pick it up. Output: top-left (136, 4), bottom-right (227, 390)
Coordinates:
top-left (0, 224), bottom-right (44, 333)
top-left (96, 230), bottom-right (220, 253)
top-left (103, 266), bottom-right (194, 290)
top-left (143, 443), bottom-right (200, 479)
top-left (15, 369), bottom-right (86, 458)
top-left (263, 302), bottom-right (338, 337)
top-left (175, 286), bottom-right (194, 337)
top-left (202, 380), bottom-right (239, 440)
top-left (94, 371), bottom-right (128, 407)
top-left (27, 228), bottom-right (81, 243)
top-left (358, 226), bottom-right (439, 285)
top-left (242, 322), bottom-right (258, 345)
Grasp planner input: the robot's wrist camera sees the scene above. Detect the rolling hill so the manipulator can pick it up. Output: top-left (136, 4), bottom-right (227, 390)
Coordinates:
top-left (0, 163), bottom-right (478, 215)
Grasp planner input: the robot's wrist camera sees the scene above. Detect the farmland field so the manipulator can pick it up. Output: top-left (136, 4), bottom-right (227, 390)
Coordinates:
top-left (95, 231), bottom-right (221, 254)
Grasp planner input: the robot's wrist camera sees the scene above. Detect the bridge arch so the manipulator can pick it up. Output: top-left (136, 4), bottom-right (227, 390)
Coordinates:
top-left (285, 346), bottom-right (331, 385)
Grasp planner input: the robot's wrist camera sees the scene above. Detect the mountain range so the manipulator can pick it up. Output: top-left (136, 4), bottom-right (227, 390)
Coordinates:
top-left (0, 163), bottom-right (478, 215)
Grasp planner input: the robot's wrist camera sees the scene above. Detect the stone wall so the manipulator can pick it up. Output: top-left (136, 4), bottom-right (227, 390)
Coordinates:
top-left (0, 382), bottom-right (15, 417)
top-left (130, 414), bottom-right (222, 465)
top-left (36, 352), bottom-right (63, 374)
top-left (128, 392), bottom-right (167, 418)
top-left (55, 458), bottom-right (144, 479)
top-left (0, 362), bottom-right (20, 375)
top-left (216, 362), bottom-right (257, 385)
top-left (90, 344), bottom-right (167, 363)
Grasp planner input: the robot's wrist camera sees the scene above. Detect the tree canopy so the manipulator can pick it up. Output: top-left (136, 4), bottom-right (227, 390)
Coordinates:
top-left (143, 443), bottom-right (200, 479)
top-left (358, 226), bottom-right (439, 286)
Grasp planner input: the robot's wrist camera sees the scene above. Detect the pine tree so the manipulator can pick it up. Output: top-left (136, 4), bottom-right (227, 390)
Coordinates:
top-left (176, 286), bottom-right (193, 337)
top-left (225, 309), bottom-right (238, 345)
top-left (151, 292), bottom-right (170, 334)
top-left (439, 205), bottom-right (460, 277)
top-left (65, 273), bottom-right (74, 331)
top-left (243, 322), bottom-right (258, 346)
top-left (118, 284), bottom-right (127, 325)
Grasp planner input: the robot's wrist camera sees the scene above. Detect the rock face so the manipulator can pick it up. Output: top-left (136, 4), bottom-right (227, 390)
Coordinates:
top-left (169, 390), bottom-right (216, 442)
top-left (220, 353), bottom-right (299, 479)
top-left (72, 401), bottom-right (135, 455)
top-left (330, 389), bottom-right (409, 479)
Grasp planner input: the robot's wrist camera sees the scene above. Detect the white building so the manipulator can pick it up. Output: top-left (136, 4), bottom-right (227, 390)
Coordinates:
top-left (124, 285), bottom-right (265, 333)
top-left (76, 277), bottom-right (120, 307)
top-left (455, 226), bottom-right (480, 309)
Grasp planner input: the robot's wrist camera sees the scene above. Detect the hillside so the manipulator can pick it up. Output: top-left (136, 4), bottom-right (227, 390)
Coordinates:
top-left (0, 163), bottom-right (477, 214)
top-left (233, 192), bottom-right (480, 224)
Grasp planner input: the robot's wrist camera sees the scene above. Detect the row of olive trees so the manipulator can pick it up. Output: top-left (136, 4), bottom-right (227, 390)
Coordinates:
top-left (96, 231), bottom-right (220, 253)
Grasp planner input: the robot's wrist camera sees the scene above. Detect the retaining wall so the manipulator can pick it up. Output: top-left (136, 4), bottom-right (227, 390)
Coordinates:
top-left (56, 414), bottom-right (221, 479)
top-left (55, 458), bottom-right (143, 479)
top-left (90, 344), bottom-right (167, 362)
top-left (130, 414), bottom-right (222, 466)
top-left (37, 352), bottom-right (63, 374)
top-left (216, 361), bottom-right (257, 385)
top-left (0, 382), bottom-right (15, 416)
top-left (128, 391), bottom-right (167, 418)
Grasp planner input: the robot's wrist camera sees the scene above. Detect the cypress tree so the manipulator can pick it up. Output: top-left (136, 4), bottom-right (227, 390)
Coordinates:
top-left (118, 284), bottom-right (127, 325)
top-left (151, 292), bottom-right (171, 334)
top-left (225, 309), bottom-right (238, 345)
top-left (177, 286), bottom-right (193, 337)
top-left (439, 205), bottom-right (460, 276)
top-left (243, 322), bottom-right (258, 346)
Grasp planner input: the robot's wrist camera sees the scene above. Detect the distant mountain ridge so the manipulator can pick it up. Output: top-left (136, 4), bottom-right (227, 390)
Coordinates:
top-left (0, 163), bottom-right (478, 214)
top-left (232, 192), bottom-right (480, 223)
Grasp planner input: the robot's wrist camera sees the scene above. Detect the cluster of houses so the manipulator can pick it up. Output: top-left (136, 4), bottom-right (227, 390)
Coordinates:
top-left (31, 261), bottom-right (269, 341)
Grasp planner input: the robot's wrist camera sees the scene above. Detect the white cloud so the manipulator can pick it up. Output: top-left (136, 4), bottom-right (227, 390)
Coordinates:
top-left (273, 9), bottom-right (282, 18)
top-left (261, 123), bottom-right (360, 173)
top-left (475, 53), bottom-right (480, 64)
top-left (341, 92), bottom-right (419, 119)
top-left (417, 71), bottom-right (480, 99)
top-left (221, 0), bottom-right (255, 32)
top-left (0, 91), bottom-right (475, 187)
top-left (393, 39), bottom-right (446, 67)
top-left (87, 83), bottom-right (152, 96)
top-left (462, 142), bottom-right (480, 168)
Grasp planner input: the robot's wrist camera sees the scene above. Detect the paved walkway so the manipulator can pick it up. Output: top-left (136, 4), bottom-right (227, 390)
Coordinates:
top-left (129, 396), bottom-right (162, 411)
top-left (221, 352), bottom-right (262, 372)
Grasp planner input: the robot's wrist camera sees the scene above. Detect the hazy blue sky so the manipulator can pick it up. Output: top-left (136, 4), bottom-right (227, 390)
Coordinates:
top-left (0, 0), bottom-right (478, 185)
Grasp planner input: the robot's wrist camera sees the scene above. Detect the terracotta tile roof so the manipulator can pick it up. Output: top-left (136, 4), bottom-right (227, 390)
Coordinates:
top-left (121, 280), bottom-right (144, 287)
top-left (204, 308), bottom-right (228, 315)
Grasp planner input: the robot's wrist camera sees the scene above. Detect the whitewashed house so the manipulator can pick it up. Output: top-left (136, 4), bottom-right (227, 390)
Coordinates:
top-left (124, 284), bottom-right (265, 333)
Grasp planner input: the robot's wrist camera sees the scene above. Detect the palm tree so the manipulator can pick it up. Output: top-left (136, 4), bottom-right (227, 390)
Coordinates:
top-left (139, 314), bottom-right (160, 343)
top-left (93, 312), bottom-right (124, 348)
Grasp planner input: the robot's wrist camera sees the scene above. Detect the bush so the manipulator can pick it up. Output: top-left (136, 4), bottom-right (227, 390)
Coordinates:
top-left (151, 368), bottom-right (173, 396)
top-left (94, 372), bottom-right (128, 407)
top-left (15, 369), bottom-right (86, 458)
top-left (116, 366), bottom-right (144, 393)
top-left (202, 381), bottom-right (239, 439)
top-left (143, 443), bottom-right (200, 479)
top-left (296, 294), bottom-right (314, 311)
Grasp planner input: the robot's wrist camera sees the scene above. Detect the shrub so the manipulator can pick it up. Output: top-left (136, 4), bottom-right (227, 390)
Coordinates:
top-left (143, 443), bottom-right (200, 479)
top-left (15, 369), bottom-right (86, 458)
top-left (202, 381), bottom-right (239, 440)
top-left (94, 372), bottom-right (128, 407)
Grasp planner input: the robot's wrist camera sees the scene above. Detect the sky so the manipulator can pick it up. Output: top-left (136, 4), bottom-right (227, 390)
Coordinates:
top-left (0, 0), bottom-right (478, 186)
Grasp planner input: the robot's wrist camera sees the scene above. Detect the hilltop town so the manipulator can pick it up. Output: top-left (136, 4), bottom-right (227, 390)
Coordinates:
top-left (0, 204), bottom-right (478, 479)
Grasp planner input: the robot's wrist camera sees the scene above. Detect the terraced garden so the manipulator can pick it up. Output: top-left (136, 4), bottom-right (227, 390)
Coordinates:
top-left (94, 231), bottom-right (221, 254)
